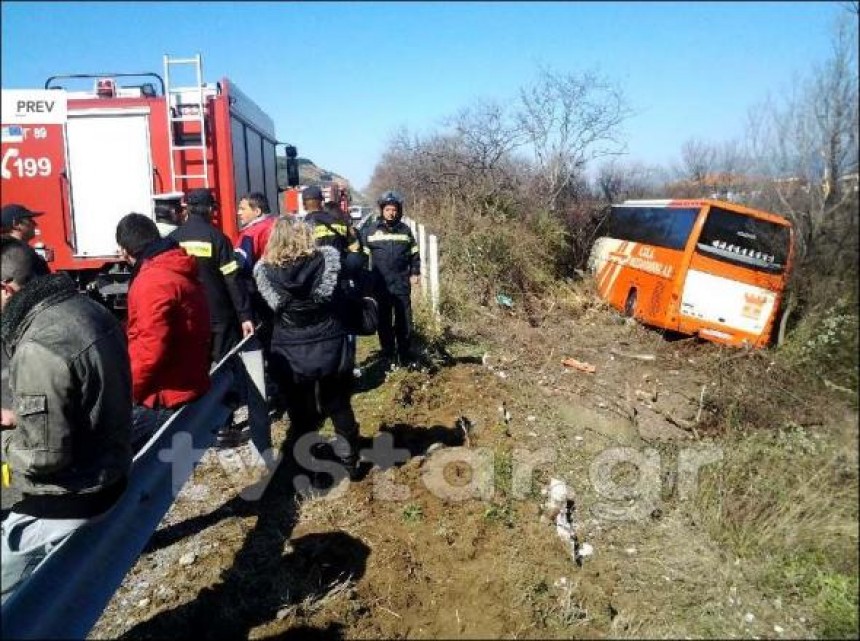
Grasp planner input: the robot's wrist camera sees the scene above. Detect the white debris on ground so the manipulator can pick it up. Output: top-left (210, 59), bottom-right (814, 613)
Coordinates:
top-left (541, 478), bottom-right (592, 565)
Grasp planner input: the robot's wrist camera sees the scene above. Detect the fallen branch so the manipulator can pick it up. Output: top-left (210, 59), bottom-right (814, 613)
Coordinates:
top-left (823, 378), bottom-right (855, 395)
top-left (610, 348), bottom-right (656, 362)
top-left (695, 385), bottom-right (707, 424)
top-left (379, 606), bottom-right (402, 619)
top-left (561, 357), bottom-right (596, 373)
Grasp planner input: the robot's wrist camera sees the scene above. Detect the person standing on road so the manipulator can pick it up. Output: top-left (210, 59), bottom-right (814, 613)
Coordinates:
top-left (360, 190), bottom-right (421, 368)
top-left (234, 191), bottom-right (280, 407)
top-left (0, 237), bottom-right (131, 604)
top-left (235, 191), bottom-right (277, 342)
top-left (1, 204), bottom-right (50, 275)
top-left (116, 213), bottom-right (211, 450)
top-left (254, 218), bottom-right (361, 482)
top-left (170, 188), bottom-right (254, 448)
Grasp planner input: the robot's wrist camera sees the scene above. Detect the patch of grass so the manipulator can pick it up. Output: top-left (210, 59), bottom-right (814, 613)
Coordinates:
top-left (493, 448), bottom-right (513, 499)
top-left (483, 501), bottom-right (515, 528)
top-left (778, 297), bottom-right (859, 403)
top-left (814, 570), bottom-right (859, 639)
top-left (401, 503), bottom-right (424, 524)
top-left (411, 295), bottom-right (446, 352)
top-left (695, 424), bottom-right (859, 638)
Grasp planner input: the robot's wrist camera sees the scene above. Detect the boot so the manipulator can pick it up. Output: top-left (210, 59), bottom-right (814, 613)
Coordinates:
top-left (215, 407), bottom-right (251, 449)
top-left (338, 454), bottom-right (361, 482)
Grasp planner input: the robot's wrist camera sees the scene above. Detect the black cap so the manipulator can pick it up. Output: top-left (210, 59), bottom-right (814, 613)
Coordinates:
top-left (1, 204), bottom-right (44, 231)
top-left (184, 188), bottom-right (217, 208)
top-left (302, 185), bottom-right (323, 201)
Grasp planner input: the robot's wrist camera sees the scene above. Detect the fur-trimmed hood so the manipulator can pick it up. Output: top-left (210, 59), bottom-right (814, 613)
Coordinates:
top-left (253, 245), bottom-right (340, 313)
top-left (1, 273), bottom-right (78, 351)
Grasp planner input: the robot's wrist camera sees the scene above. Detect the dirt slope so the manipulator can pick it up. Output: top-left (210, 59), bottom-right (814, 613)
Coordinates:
top-left (90, 303), bottom-right (855, 639)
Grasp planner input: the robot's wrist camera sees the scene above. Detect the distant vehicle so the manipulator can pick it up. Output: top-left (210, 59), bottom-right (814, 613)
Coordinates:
top-left (587, 198), bottom-right (795, 348)
top-left (0, 53), bottom-right (299, 310)
top-left (348, 205), bottom-right (371, 221)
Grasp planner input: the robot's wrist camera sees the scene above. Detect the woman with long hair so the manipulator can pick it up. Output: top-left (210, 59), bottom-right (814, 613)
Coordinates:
top-left (253, 218), bottom-right (360, 481)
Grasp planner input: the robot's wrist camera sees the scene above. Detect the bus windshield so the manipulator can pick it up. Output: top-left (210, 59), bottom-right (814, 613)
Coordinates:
top-left (696, 206), bottom-right (790, 273)
top-left (605, 206), bottom-right (700, 250)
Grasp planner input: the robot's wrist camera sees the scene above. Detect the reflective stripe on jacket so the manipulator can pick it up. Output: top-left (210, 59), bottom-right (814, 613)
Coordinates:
top-left (360, 218), bottom-right (420, 295)
top-left (170, 215), bottom-right (251, 327)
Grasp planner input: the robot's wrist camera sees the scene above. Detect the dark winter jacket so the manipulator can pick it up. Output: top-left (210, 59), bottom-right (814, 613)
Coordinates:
top-left (127, 238), bottom-right (211, 409)
top-left (305, 209), bottom-right (361, 255)
top-left (360, 217), bottom-right (420, 296)
top-left (253, 245), bottom-right (354, 382)
top-left (170, 214), bottom-right (251, 329)
top-left (305, 208), bottom-right (367, 279)
top-left (1, 274), bottom-right (131, 518)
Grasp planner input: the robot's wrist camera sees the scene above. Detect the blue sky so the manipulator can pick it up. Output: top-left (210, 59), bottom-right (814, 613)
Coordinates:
top-left (1, 1), bottom-right (846, 190)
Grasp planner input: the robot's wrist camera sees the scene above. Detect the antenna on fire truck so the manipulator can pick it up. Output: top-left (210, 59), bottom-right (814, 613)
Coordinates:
top-left (163, 54), bottom-right (210, 191)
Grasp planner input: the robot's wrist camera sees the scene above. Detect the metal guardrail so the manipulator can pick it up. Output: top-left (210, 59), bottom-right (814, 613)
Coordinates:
top-left (1, 335), bottom-right (272, 640)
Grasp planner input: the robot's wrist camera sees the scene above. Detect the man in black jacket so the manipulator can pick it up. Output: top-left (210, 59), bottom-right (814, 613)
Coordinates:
top-left (302, 186), bottom-right (365, 275)
top-left (170, 188), bottom-right (253, 447)
top-left (360, 190), bottom-right (421, 367)
top-left (1, 237), bottom-right (131, 603)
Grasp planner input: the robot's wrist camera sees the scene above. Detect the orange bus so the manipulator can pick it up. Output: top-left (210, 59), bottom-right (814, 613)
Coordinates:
top-left (587, 199), bottom-right (795, 348)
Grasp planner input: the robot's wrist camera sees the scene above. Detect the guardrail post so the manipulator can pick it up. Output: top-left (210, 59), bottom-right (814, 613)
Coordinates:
top-left (418, 223), bottom-right (428, 299)
top-left (429, 234), bottom-right (440, 319)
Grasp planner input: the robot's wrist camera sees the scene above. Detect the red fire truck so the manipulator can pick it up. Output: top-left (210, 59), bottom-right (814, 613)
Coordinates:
top-left (282, 181), bottom-right (350, 219)
top-left (1, 54), bottom-right (299, 307)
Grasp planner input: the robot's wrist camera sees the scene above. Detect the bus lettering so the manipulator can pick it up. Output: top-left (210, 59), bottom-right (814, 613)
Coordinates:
top-left (628, 255), bottom-right (673, 278)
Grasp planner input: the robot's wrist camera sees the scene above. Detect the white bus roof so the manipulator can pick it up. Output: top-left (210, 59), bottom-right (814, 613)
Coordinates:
top-left (619, 199), bottom-right (674, 206)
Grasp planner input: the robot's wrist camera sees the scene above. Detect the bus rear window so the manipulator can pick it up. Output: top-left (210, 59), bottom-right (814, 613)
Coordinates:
top-left (605, 206), bottom-right (699, 250)
top-left (697, 206), bottom-right (790, 272)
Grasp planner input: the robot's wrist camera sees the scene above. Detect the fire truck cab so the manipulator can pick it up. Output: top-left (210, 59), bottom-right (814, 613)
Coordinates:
top-left (1, 54), bottom-right (299, 308)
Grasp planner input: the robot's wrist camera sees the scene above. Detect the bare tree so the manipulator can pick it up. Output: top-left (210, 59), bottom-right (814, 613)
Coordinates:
top-left (516, 67), bottom-right (631, 213)
top-left (680, 138), bottom-right (717, 186)
top-left (744, 10), bottom-right (858, 264)
top-left (594, 159), bottom-right (661, 203)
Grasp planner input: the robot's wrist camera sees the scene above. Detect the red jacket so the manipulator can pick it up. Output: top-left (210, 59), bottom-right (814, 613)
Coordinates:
top-left (236, 214), bottom-right (276, 275)
top-left (127, 245), bottom-right (211, 408)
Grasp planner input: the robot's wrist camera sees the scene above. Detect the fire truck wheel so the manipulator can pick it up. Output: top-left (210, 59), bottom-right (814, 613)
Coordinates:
top-left (624, 289), bottom-right (637, 318)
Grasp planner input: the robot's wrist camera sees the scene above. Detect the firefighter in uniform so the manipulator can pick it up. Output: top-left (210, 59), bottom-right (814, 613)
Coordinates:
top-left (170, 188), bottom-right (254, 447)
top-left (360, 190), bottom-right (421, 367)
top-left (302, 186), bottom-right (364, 267)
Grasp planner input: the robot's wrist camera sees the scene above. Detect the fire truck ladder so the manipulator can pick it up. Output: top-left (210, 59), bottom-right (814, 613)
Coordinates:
top-left (163, 54), bottom-right (209, 191)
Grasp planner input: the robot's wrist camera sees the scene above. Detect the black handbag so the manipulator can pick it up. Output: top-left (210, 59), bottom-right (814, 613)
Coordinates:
top-left (342, 294), bottom-right (378, 336)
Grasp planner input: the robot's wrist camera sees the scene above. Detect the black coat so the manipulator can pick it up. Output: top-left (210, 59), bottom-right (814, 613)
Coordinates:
top-left (360, 216), bottom-right (420, 296)
top-left (253, 246), bottom-right (354, 382)
top-left (169, 214), bottom-right (251, 328)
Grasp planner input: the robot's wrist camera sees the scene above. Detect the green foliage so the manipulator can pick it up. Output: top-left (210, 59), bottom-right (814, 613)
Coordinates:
top-left (778, 297), bottom-right (859, 397)
top-left (813, 570), bottom-right (859, 639)
top-left (483, 502), bottom-right (515, 527)
top-left (438, 206), bottom-right (572, 318)
top-left (401, 503), bottom-right (424, 523)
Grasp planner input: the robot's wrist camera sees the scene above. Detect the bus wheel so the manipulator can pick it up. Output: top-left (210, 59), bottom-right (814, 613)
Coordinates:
top-left (624, 289), bottom-right (637, 318)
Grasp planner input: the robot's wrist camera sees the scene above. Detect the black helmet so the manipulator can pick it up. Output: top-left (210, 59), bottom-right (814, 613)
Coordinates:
top-left (377, 190), bottom-right (404, 211)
